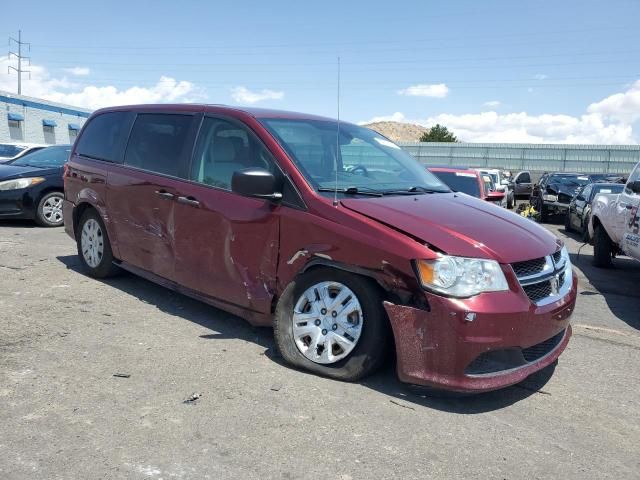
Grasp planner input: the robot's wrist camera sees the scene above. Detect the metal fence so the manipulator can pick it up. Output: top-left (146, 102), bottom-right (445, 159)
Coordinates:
top-left (397, 142), bottom-right (640, 175)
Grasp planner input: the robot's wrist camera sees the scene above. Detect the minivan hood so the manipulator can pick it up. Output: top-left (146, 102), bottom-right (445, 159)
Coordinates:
top-left (341, 193), bottom-right (559, 264)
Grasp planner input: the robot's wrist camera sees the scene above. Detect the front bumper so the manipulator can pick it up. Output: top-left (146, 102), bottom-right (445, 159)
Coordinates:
top-left (0, 188), bottom-right (37, 219)
top-left (542, 200), bottom-right (570, 213)
top-left (385, 271), bottom-right (577, 393)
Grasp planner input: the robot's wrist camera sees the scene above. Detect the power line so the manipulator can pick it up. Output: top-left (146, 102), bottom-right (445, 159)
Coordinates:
top-left (8, 30), bottom-right (30, 95)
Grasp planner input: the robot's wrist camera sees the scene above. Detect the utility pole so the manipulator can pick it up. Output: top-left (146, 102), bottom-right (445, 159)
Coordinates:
top-left (8, 30), bottom-right (31, 95)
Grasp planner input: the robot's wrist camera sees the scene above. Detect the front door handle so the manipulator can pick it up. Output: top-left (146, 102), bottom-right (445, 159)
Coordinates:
top-left (177, 196), bottom-right (200, 207)
top-left (155, 190), bottom-right (174, 200)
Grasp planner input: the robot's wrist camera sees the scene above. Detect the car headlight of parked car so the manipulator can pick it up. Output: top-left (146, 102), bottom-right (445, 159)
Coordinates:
top-left (543, 193), bottom-right (558, 202)
top-left (415, 255), bottom-right (509, 297)
top-left (0, 177), bottom-right (46, 191)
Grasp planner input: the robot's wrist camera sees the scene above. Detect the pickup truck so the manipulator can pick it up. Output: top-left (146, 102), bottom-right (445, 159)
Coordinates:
top-left (589, 163), bottom-right (640, 267)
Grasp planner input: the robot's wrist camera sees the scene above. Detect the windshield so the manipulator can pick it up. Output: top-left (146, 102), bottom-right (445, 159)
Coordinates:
top-left (550, 175), bottom-right (590, 187)
top-left (430, 171), bottom-right (481, 197)
top-left (10, 145), bottom-right (71, 168)
top-left (260, 119), bottom-right (449, 195)
top-left (0, 144), bottom-right (26, 158)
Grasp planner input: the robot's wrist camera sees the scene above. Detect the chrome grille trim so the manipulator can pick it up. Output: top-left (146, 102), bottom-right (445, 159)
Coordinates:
top-left (511, 249), bottom-right (572, 306)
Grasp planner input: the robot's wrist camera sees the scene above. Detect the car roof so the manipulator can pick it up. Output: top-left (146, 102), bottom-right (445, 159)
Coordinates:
top-left (427, 166), bottom-right (479, 175)
top-left (91, 104), bottom-right (337, 122)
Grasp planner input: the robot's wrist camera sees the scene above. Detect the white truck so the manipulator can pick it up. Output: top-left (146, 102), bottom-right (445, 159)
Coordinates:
top-left (589, 162), bottom-right (640, 267)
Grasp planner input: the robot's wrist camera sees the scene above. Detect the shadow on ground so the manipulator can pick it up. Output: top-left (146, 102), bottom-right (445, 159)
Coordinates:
top-left (57, 254), bottom-right (555, 414)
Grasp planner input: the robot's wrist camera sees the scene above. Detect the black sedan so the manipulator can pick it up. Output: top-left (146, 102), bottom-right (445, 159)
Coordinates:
top-left (0, 145), bottom-right (71, 227)
top-left (565, 182), bottom-right (624, 241)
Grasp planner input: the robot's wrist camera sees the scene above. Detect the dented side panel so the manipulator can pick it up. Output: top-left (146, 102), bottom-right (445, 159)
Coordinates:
top-left (173, 182), bottom-right (279, 318)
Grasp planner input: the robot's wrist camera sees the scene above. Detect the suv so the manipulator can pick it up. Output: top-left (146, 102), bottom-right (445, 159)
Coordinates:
top-left (589, 163), bottom-right (640, 267)
top-left (63, 105), bottom-right (577, 394)
top-left (530, 173), bottom-right (590, 222)
top-left (428, 167), bottom-right (505, 205)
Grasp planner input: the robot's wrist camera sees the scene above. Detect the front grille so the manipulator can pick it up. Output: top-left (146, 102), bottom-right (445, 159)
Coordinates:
top-left (522, 330), bottom-right (565, 362)
top-left (552, 250), bottom-right (562, 265)
top-left (512, 257), bottom-right (546, 277)
top-left (523, 280), bottom-right (553, 302)
top-left (465, 329), bottom-right (566, 376)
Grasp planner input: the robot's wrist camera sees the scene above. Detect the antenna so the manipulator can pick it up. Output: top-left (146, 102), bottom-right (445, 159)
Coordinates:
top-left (333, 56), bottom-right (341, 207)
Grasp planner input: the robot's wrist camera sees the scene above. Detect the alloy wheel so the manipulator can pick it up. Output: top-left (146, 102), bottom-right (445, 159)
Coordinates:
top-left (42, 195), bottom-right (63, 225)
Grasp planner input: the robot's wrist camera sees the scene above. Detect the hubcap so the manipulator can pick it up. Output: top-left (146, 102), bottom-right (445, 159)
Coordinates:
top-left (81, 219), bottom-right (105, 268)
top-left (42, 195), bottom-right (63, 224)
top-left (292, 281), bottom-right (364, 364)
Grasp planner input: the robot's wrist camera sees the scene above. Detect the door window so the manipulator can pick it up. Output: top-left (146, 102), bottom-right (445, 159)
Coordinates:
top-left (519, 172), bottom-right (531, 183)
top-left (76, 112), bottom-right (135, 163)
top-left (625, 165), bottom-right (640, 196)
top-left (190, 117), bottom-right (278, 190)
top-left (124, 114), bottom-right (194, 177)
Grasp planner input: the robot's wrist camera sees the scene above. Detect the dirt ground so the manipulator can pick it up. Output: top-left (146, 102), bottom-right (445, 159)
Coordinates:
top-left (1, 217), bottom-right (639, 479)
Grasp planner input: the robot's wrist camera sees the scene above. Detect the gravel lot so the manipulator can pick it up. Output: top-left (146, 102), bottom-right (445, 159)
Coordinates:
top-left (1, 217), bottom-right (639, 480)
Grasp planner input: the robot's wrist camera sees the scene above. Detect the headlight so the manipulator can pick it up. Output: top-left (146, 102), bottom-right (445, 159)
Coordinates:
top-left (415, 255), bottom-right (509, 297)
top-left (543, 194), bottom-right (558, 202)
top-left (0, 177), bottom-right (45, 191)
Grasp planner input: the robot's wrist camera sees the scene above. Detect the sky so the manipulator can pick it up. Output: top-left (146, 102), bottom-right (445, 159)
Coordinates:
top-left (1, 0), bottom-right (640, 144)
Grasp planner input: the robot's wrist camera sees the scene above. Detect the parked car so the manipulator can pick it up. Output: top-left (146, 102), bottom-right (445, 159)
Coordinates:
top-left (530, 173), bottom-right (592, 222)
top-left (474, 168), bottom-right (511, 207)
top-left (63, 105), bottom-right (576, 394)
top-left (428, 167), bottom-right (505, 204)
top-left (565, 182), bottom-right (624, 241)
top-left (589, 163), bottom-right (640, 267)
top-left (508, 170), bottom-right (533, 204)
top-left (0, 145), bottom-right (71, 226)
top-left (0, 143), bottom-right (46, 163)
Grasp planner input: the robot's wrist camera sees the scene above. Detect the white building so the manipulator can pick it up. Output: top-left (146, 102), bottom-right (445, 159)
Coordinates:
top-left (0, 90), bottom-right (91, 145)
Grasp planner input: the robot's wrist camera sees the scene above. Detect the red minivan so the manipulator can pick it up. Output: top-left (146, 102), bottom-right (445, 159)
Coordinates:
top-left (63, 105), bottom-right (577, 393)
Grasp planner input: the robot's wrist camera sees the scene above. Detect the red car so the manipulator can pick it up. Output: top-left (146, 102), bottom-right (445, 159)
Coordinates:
top-left (63, 105), bottom-right (576, 393)
top-left (428, 166), bottom-right (505, 204)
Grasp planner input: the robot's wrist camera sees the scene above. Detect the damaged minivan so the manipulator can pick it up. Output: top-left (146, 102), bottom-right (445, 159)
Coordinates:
top-left (63, 105), bottom-right (577, 393)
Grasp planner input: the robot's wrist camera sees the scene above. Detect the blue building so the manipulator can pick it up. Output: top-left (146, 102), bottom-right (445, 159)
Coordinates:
top-left (1, 90), bottom-right (91, 145)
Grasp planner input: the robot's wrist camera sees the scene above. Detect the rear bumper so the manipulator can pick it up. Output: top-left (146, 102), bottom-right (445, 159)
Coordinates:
top-left (385, 271), bottom-right (577, 393)
top-left (63, 199), bottom-right (76, 240)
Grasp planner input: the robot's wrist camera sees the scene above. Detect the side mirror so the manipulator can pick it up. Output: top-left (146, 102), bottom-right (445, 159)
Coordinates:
top-left (231, 168), bottom-right (282, 201)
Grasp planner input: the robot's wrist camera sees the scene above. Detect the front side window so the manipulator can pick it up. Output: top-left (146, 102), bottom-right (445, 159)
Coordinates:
top-left (260, 119), bottom-right (448, 196)
top-left (190, 117), bottom-right (278, 190)
top-left (519, 172), bottom-right (531, 183)
top-left (124, 114), bottom-right (193, 177)
top-left (76, 112), bottom-right (135, 163)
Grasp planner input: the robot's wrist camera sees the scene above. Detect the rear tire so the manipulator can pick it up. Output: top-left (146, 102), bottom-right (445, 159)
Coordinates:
top-left (76, 209), bottom-right (120, 278)
top-left (538, 199), bottom-right (548, 223)
top-left (564, 212), bottom-right (573, 232)
top-left (273, 267), bottom-right (389, 382)
top-left (35, 191), bottom-right (64, 227)
top-left (593, 224), bottom-right (613, 268)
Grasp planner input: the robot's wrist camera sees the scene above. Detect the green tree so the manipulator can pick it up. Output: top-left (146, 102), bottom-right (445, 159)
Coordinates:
top-left (419, 124), bottom-right (458, 142)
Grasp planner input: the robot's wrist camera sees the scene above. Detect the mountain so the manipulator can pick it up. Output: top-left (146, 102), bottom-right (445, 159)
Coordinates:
top-left (362, 121), bottom-right (428, 143)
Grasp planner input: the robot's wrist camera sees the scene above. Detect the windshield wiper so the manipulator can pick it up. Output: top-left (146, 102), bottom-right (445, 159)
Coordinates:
top-left (318, 186), bottom-right (383, 197)
top-left (381, 186), bottom-right (449, 195)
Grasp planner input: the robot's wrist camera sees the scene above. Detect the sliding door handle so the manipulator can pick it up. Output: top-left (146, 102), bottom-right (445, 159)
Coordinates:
top-left (155, 190), bottom-right (174, 200)
top-left (177, 196), bottom-right (200, 207)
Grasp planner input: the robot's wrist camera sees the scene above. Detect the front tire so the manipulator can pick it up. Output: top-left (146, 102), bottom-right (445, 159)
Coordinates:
top-left (564, 212), bottom-right (573, 232)
top-left (273, 267), bottom-right (389, 382)
top-left (593, 224), bottom-right (613, 268)
top-left (35, 191), bottom-right (64, 227)
top-left (76, 209), bottom-right (120, 278)
top-left (506, 192), bottom-right (514, 210)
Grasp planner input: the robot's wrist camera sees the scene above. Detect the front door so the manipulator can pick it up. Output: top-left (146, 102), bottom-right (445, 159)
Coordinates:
top-left (620, 165), bottom-right (640, 259)
top-left (173, 116), bottom-right (280, 314)
top-left (107, 112), bottom-right (199, 281)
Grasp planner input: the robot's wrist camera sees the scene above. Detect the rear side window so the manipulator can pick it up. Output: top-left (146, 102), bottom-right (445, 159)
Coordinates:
top-left (75, 112), bottom-right (134, 163)
top-left (124, 114), bottom-right (194, 177)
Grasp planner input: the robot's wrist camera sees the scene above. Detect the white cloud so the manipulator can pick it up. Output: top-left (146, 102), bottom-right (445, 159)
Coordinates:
top-left (534, 73), bottom-right (548, 80)
top-left (230, 86), bottom-right (284, 104)
top-left (483, 100), bottom-right (501, 108)
top-left (587, 79), bottom-right (640, 123)
top-left (364, 81), bottom-right (640, 144)
top-left (0, 56), bottom-right (204, 110)
top-left (63, 66), bottom-right (90, 76)
top-left (397, 83), bottom-right (449, 98)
